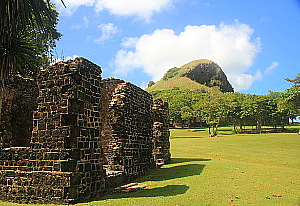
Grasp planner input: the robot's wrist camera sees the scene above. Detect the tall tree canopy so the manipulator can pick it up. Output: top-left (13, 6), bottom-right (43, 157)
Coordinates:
top-left (283, 73), bottom-right (300, 112)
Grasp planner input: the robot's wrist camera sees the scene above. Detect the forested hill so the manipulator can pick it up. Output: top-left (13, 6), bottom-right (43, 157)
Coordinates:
top-left (146, 59), bottom-right (234, 93)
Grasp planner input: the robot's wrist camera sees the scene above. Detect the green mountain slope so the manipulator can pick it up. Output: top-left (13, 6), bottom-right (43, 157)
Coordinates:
top-left (146, 59), bottom-right (234, 92)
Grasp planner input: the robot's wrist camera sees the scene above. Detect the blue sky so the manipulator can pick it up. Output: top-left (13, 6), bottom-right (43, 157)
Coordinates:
top-left (52, 0), bottom-right (300, 94)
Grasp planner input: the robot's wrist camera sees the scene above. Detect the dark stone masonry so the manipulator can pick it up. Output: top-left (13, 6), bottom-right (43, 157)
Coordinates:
top-left (0, 58), bottom-right (171, 204)
top-left (152, 99), bottom-right (171, 166)
top-left (0, 76), bottom-right (38, 148)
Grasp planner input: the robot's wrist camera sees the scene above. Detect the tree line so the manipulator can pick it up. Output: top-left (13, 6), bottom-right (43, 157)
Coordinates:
top-left (151, 73), bottom-right (300, 136)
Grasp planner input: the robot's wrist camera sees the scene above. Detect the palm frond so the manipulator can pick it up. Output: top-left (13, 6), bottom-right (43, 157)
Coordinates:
top-left (0, 0), bottom-right (56, 38)
top-left (0, 0), bottom-right (62, 84)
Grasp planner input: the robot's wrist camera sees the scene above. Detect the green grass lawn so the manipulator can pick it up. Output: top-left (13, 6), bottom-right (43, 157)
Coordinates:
top-left (1, 126), bottom-right (300, 206)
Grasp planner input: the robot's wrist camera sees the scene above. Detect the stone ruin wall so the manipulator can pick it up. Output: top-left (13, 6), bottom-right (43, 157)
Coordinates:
top-left (0, 57), bottom-right (171, 204)
top-left (0, 58), bottom-right (106, 204)
top-left (30, 57), bottom-right (106, 201)
top-left (102, 79), bottom-right (155, 188)
top-left (153, 99), bottom-right (171, 166)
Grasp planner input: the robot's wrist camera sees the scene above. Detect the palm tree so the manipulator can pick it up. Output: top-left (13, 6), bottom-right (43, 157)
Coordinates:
top-left (0, 0), bottom-right (64, 120)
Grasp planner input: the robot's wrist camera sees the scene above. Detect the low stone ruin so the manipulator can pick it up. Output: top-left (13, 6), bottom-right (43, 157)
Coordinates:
top-left (0, 57), bottom-right (171, 204)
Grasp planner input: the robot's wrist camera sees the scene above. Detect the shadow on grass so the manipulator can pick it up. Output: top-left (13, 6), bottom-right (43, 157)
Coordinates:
top-left (228, 128), bottom-right (299, 134)
top-left (190, 129), bottom-right (206, 132)
top-left (171, 158), bottom-right (211, 164)
top-left (220, 132), bottom-right (235, 136)
top-left (218, 127), bottom-right (233, 131)
top-left (131, 185), bottom-right (189, 197)
top-left (171, 136), bottom-right (205, 139)
top-left (269, 128), bottom-right (299, 133)
top-left (95, 164), bottom-right (197, 200)
top-left (170, 127), bottom-right (206, 130)
top-left (141, 164), bottom-right (205, 181)
top-left (95, 161), bottom-right (206, 201)
top-left (100, 185), bottom-right (190, 200)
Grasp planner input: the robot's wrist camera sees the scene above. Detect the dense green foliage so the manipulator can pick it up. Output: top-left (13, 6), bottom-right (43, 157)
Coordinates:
top-left (163, 67), bottom-right (181, 81)
top-left (150, 75), bottom-right (300, 136)
top-left (281, 73), bottom-right (300, 115)
top-left (147, 80), bottom-right (155, 88)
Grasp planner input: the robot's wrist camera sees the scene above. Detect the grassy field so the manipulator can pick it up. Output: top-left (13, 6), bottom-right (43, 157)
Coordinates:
top-left (1, 125), bottom-right (300, 206)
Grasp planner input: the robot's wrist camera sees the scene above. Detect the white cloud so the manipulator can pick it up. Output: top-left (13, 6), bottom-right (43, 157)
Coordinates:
top-left (65, 54), bottom-right (80, 60)
top-left (50, 54), bottom-right (80, 65)
top-left (94, 23), bottom-right (120, 44)
top-left (121, 37), bottom-right (139, 48)
top-left (238, 61), bottom-right (278, 87)
top-left (232, 71), bottom-right (262, 91)
top-left (95, 0), bottom-right (172, 22)
top-left (71, 15), bottom-right (89, 29)
top-left (52, 0), bottom-right (95, 16)
top-left (264, 61), bottom-right (278, 74)
top-left (52, 0), bottom-right (173, 22)
top-left (204, 2), bottom-right (210, 8)
top-left (112, 20), bottom-right (262, 91)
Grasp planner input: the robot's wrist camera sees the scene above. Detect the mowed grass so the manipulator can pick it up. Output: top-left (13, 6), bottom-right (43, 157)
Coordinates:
top-left (1, 125), bottom-right (300, 206)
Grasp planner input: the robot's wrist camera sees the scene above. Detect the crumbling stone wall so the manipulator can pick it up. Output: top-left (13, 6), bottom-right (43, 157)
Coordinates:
top-left (101, 79), bottom-right (155, 186)
top-left (153, 98), bottom-right (171, 166)
top-left (0, 76), bottom-right (38, 148)
top-left (0, 58), bottom-right (171, 204)
top-left (100, 78), bottom-right (125, 187)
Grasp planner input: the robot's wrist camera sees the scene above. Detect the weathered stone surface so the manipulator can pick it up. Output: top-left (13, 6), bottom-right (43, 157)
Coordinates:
top-left (0, 58), bottom-right (106, 204)
top-left (0, 76), bottom-right (38, 148)
top-left (102, 80), bottom-right (155, 183)
top-left (153, 98), bottom-right (171, 166)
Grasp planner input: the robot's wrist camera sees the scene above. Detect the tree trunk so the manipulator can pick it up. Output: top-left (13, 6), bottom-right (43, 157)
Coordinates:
top-left (281, 120), bottom-right (285, 131)
top-left (256, 119), bottom-right (262, 134)
top-left (215, 123), bottom-right (219, 136)
top-left (210, 124), bottom-right (218, 137)
top-left (233, 123), bottom-right (237, 134)
top-left (239, 119), bottom-right (243, 132)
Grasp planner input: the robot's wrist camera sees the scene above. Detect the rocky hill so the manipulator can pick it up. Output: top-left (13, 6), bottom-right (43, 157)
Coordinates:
top-left (146, 59), bottom-right (234, 93)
